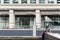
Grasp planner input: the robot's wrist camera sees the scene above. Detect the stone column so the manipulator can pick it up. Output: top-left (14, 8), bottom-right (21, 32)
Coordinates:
top-left (27, 0), bottom-right (30, 4)
top-left (35, 10), bottom-right (41, 29)
top-left (45, 0), bottom-right (48, 4)
top-left (36, 0), bottom-right (39, 4)
top-left (1, 0), bottom-right (4, 4)
top-left (10, 0), bottom-right (13, 4)
top-left (54, 0), bottom-right (57, 4)
top-left (9, 10), bottom-right (15, 29)
top-left (19, 0), bottom-right (21, 4)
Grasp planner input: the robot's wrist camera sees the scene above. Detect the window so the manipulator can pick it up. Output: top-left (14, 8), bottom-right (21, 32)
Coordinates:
top-left (13, 0), bottom-right (18, 4)
top-left (0, 16), bottom-right (9, 29)
top-left (57, 0), bottom-right (60, 4)
top-left (21, 0), bottom-right (27, 4)
top-left (42, 16), bottom-right (60, 29)
top-left (15, 17), bottom-right (30, 29)
top-left (15, 16), bottom-right (34, 29)
top-left (39, 0), bottom-right (45, 4)
top-left (48, 0), bottom-right (54, 3)
top-left (4, 0), bottom-right (10, 3)
top-left (30, 0), bottom-right (36, 4)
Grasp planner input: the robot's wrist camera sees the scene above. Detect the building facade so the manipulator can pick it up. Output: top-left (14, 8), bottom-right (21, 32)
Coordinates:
top-left (0, 0), bottom-right (60, 36)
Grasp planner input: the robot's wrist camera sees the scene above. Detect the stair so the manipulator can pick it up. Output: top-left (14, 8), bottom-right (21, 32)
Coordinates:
top-left (0, 37), bottom-right (42, 40)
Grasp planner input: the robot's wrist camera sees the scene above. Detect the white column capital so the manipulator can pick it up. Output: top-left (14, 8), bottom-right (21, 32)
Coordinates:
top-left (36, 0), bottom-right (39, 4)
top-left (1, 0), bottom-right (4, 4)
top-left (19, 0), bottom-right (21, 4)
top-left (10, 0), bottom-right (13, 4)
top-left (27, 0), bottom-right (30, 4)
top-left (36, 10), bottom-right (40, 12)
top-left (45, 0), bottom-right (48, 4)
top-left (9, 10), bottom-right (13, 12)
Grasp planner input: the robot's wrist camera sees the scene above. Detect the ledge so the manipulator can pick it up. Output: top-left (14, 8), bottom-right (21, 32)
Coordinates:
top-left (44, 32), bottom-right (60, 40)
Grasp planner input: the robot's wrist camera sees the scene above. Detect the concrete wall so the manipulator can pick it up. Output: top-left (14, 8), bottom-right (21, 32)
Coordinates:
top-left (44, 33), bottom-right (60, 40)
top-left (0, 10), bottom-right (60, 15)
top-left (0, 4), bottom-right (60, 10)
top-left (0, 30), bottom-right (59, 36)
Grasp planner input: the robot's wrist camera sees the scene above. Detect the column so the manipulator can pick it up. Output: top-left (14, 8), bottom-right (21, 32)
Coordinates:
top-left (33, 18), bottom-right (36, 36)
top-left (36, 0), bottom-right (39, 4)
top-left (9, 10), bottom-right (15, 29)
top-left (45, 0), bottom-right (48, 4)
top-left (19, 0), bottom-right (21, 4)
top-left (27, 0), bottom-right (30, 4)
top-left (35, 10), bottom-right (41, 29)
top-left (10, 0), bottom-right (13, 4)
top-left (54, 0), bottom-right (57, 4)
top-left (1, 0), bottom-right (4, 4)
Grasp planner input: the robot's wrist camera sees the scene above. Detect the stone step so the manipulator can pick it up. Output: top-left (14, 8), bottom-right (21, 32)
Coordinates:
top-left (0, 37), bottom-right (42, 40)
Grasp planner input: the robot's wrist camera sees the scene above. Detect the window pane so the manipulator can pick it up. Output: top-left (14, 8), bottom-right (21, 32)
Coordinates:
top-left (48, 0), bottom-right (54, 3)
top-left (15, 17), bottom-right (20, 22)
top-left (15, 23), bottom-right (19, 29)
top-left (21, 0), bottom-right (27, 4)
top-left (30, 0), bottom-right (36, 4)
top-left (15, 17), bottom-right (34, 29)
top-left (39, 0), bottom-right (45, 4)
top-left (13, 0), bottom-right (18, 3)
top-left (57, 0), bottom-right (60, 4)
top-left (0, 16), bottom-right (9, 29)
top-left (30, 18), bottom-right (34, 29)
top-left (0, 17), bottom-right (5, 22)
top-left (0, 0), bottom-right (1, 3)
top-left (0, 23), bottom-right (5, 29)
top-left (4, 0), bottom-right (10, 3)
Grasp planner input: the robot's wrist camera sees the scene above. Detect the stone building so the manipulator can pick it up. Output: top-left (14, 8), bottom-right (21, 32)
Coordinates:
top-left (0, 0), bottom-right (60, 36)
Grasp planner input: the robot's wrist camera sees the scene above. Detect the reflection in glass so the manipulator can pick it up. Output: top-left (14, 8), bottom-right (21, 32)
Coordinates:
top-left (15, 17), bottom-right (34, 29)
top-left (0, 17), bottom-right (9, 29)
top-left (13, 0), bottom-right (18, 3)
top-left (21, 0), bottom-right (27, 4)
top-left (39, 0), bottom-right (45, 4)
top-left (4, 0), bottom-right (10, 3)
top-left (30, 0), bottom-right (36, 4)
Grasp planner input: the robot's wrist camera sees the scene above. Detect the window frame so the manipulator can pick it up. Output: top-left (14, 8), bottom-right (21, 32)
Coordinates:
top-left (13, 0), bottom-right (18, 4)
top-left (21, 0), bottom-right (27, 4)
top-left (39, 0), bottom-right (45, 4)
top-left (4, 0), bottom-right (10, 4)
top-left (57, 0), bottom-right (60, 4)
top-left (48, 0), bottom-right (54, 4)
top-left (30, 0), bottom-right (36, 4)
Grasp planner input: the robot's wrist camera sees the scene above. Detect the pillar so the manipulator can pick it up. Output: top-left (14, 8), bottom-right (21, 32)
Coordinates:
top-left (45, 0), bottom-right (48, 4)
top-left (36, 0), bottom-right (39, 4)
top-left (35, 10), bottom-right (41, 29)
top-left (9, 10), bottom-right (15, 29)
top-left (10, 0), bottom-right (13, 4)
top-left (1, 0), bottom-right (4, 4)
top-left (27, 0), bottom-right (30, 4)
top-left (19, 0), bottom-right (21, 4)
top-left (54, 0), bottom-right (57, 4)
